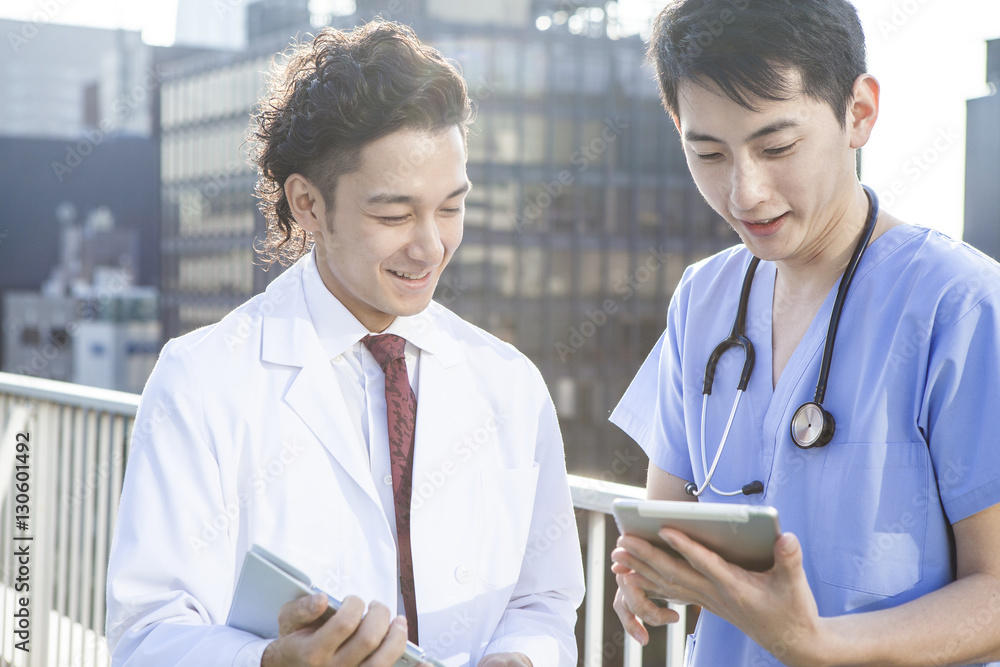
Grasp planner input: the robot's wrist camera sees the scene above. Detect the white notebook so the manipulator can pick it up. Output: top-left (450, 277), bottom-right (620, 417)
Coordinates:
top-left (226, 544), bottom-right (445, 667)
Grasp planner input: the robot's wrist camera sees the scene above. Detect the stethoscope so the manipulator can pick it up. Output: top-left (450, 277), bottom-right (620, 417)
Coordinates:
top-left (685, 185), bottom-right (879, 497)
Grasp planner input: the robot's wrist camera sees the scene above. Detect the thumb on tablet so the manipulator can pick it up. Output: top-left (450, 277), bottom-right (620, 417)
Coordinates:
top-left (773, 532), bottom-right (802, 573)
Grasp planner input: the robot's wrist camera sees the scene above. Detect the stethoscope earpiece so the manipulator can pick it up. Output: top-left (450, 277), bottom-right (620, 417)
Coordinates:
top-left (790, 401), bottom-right (835, 449)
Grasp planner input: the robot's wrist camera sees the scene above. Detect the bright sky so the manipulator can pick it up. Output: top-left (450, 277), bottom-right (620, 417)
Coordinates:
top-left (2, 0), bottom-right (998, 238)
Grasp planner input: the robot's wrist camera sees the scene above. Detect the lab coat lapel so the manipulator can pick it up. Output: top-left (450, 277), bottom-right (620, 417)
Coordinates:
top-left (260, 271), bottom-right (382, 509)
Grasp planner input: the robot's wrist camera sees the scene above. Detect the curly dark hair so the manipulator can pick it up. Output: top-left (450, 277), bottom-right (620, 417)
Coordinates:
top-left (249, 20), bottom-right (473, 267)
top-left (648, 0), bottom-right (867, 128)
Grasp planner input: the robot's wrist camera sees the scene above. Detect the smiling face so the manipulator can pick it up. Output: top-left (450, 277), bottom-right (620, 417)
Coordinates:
top-left (676, 71), bottom-right (877, 269)
top-left (287, 126), bottom-right (469, 332)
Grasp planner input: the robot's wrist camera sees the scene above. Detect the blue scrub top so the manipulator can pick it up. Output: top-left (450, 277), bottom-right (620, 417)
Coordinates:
top-left (611, 225), bottom-right (1000, 666)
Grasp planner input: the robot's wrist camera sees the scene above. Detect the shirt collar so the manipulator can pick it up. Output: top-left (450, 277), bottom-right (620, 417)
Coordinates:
top-left (302, 249), bottom-right (460, 364)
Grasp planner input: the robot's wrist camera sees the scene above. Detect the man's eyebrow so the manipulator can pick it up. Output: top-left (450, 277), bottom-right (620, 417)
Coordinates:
top-left (745, 118), bottom-right (799, 143)
top-left (684, 119), bottom-right (800, 145)
top-left (684, 130), bottom-right (724, 144)
top-left (365, 182), bottom-right (471, 206)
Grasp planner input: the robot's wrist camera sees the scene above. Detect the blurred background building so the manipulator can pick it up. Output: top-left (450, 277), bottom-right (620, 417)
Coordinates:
top-left (157, 0), bottom-right (730, 482)
top-left (5, 2), bottom-right (1000, 481)
top-left (0, 19), bottom-right (168, 391)
top-left (964, 37), bottom-right (1000, 261)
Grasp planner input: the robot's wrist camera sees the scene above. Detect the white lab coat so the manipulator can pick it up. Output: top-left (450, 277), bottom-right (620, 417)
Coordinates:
top-left (105, 256), bottom-right (585, 667)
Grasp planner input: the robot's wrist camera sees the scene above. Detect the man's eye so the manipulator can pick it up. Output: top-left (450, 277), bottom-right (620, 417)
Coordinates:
top-left (381, 215), bottom-right (409, 224)
top-left (695, 152), bottom-right (723, 162)
top-left (765, 143), bottom-right (796, 157)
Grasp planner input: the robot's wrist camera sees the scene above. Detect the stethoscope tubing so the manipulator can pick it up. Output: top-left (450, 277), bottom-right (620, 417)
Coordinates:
top-left (695, 391), bottom-right (748, 497)
top-left (689, 185), bottom-right (880, 497)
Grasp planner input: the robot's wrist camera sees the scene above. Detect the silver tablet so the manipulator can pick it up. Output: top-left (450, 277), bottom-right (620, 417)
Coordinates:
top-left (611, 499), bottom-right (781, 571)
top-left (227, 544), bottom-right (445, 667)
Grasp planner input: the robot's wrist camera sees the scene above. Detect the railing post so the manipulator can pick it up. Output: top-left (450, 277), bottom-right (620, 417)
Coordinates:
top-left (623, 633), bottom-right (643, 667)
top-left (582, 509), bottom-right (606, 667)
top-left (32, 401), bottom-right (56, 667)
top-left (667, 602), bottom-right (687, 666)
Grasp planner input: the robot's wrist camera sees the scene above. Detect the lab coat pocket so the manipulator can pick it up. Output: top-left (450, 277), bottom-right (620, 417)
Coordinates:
top-left (476, 464), bottom-right (540, 586)
top-left (810, 441), bottom-right (929, 598)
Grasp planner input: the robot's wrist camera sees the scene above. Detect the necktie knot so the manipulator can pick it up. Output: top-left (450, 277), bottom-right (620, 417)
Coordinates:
top-left (362, 334), bottom-right (406, 372)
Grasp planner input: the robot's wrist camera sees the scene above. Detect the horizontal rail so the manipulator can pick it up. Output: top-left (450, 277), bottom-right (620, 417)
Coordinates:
top-left (0, 373), bottom-right (140, 416)
top-left (568, 473), bottom-right (645, 512)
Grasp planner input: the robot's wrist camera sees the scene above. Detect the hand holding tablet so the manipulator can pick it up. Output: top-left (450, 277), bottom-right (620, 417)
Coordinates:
top-left (611, 499), bottom-right (781, 571)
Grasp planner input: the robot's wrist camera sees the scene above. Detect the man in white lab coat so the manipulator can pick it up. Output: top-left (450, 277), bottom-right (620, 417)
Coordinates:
top-left (105, 21), bottom-right (584, 667)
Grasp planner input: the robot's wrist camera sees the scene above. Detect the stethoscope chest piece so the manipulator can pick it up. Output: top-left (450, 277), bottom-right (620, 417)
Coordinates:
top-left (790, 401), bottom-right (835, 449)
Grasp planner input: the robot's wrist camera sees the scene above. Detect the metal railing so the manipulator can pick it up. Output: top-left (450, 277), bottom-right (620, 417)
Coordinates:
top-left (0, 372), bottom-right (684, 666)
top-left (0, 372), bottom-right (137, 667)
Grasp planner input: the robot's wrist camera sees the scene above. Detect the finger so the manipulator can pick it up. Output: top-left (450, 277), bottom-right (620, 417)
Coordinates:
top-left (613, 586), bottom-right (649, 646)
top-left (336, 600), bottom-right (395, 664)
top-left (657, 527), bottom-right (733, 584)
top-left (358, 614), bottom-right (408, 667)
top-left (610, 561), bottom-right (633, 576)
top-left (277, 593), bottom-right (330, 635)
top-left (616, 572), bottom-right (682, 624)
top-left (620, 570), bottom-right (689, 616)
top-left (308, 594), bottom-right (365, 651)
top-left (613, 544), bottom-right (694, 598)
top-left (773, 532), bottom-right (803, 575)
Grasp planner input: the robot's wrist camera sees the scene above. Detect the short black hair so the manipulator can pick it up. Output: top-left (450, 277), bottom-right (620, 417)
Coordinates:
top-left (648, 0), bottom-right (867, 127)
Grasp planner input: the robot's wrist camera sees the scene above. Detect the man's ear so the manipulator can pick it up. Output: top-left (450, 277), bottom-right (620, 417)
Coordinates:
top-left (847, 74), bottom-right (880, 150)
top-left (284, 173), bottom-right (328, 233)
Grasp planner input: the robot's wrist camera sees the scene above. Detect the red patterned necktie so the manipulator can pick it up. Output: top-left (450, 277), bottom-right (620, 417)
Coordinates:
top-left (361, 333), bottom-right (419, 644)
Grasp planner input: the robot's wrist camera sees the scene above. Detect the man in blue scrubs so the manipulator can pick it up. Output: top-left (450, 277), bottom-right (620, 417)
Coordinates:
top-left (609, 1), bottom-right (1000, 665)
